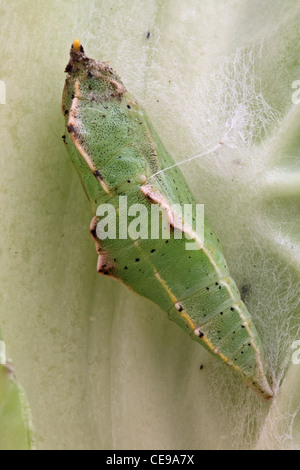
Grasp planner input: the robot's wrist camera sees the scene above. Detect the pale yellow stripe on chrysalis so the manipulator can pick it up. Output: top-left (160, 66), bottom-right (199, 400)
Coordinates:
top-left (154, 272), bottom-right (239, 368)
top-left (219, 278), bottom-right (272, 395)
top-left (68, 81), bottom-right (111, 195)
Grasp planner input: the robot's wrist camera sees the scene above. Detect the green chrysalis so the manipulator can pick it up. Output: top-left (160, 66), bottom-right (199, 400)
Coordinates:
top-left (62, 41), bottom-right (273, 400)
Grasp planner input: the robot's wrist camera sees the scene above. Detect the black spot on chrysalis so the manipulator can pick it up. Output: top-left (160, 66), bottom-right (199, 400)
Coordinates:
top-left (93, 170), bottom-right (103, 180)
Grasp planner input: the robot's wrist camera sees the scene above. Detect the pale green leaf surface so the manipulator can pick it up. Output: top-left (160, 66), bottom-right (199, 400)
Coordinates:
top-left (0, 0), bottom-right (299, 449)
top-left (0, 340), bottom-right (33, 450)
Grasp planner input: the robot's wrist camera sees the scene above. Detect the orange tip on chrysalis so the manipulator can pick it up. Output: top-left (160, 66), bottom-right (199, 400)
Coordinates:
top-left (72, 39), bottom-right (81, 52)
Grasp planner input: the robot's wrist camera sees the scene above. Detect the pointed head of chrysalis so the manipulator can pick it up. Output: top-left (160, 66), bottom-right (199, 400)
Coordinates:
top-left (61, 41), bottom-right (138, 208)
top-left (62, 40), bottom-right (126, 119)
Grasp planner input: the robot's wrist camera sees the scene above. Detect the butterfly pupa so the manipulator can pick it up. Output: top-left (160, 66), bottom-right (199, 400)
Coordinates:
top-left (61, 41), bottom-right (273, 400)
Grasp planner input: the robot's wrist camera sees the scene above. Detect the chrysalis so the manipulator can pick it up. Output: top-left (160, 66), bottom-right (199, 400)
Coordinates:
top-left (62, 41), bottom-right (273, 400)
